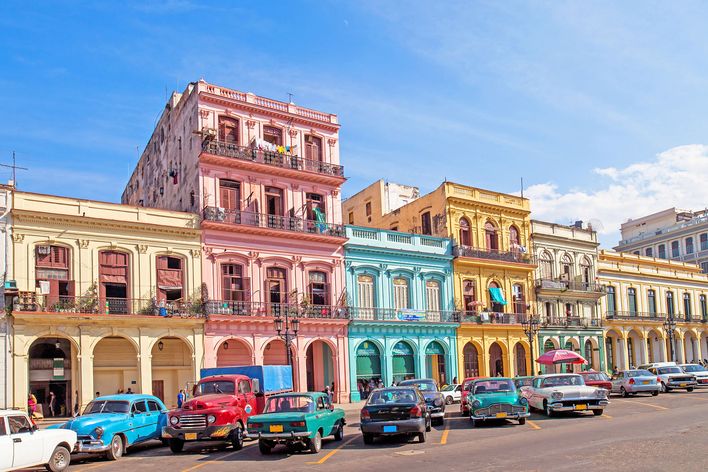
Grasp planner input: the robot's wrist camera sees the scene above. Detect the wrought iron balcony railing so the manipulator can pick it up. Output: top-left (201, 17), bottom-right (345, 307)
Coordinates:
top-left (202, 206), bottom-right (346, 238)
top-left (348, 307), bottom-right (458, 323)
top-left (205, 300), bottom-right (349, 319)
top-left (542, 316), bottom-right (602, 328)
top-left (535, 278), bottom-right (605, 293)
top-left (14, 294), bottom-right (204, 318)
top-left (202, 140), bottom-right (345, 178)
top-left (458, 311), bottom-right (528, 324)
top-left (453, 245), bottom-right (536, 265)
top-left (604, 311), bottom-right (667, 321)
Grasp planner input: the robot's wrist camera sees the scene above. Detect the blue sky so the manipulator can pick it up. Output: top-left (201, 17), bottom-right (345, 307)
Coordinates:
top-left (2, 0), bottom-right (708, 246)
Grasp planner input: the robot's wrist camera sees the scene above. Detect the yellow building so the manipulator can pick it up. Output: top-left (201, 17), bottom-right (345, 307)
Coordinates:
top-left (344, 180), bottom-right (536, 379)
top-left (598, 250), bottom-right (708, 371)
top-left (8, 191), bottom-right (204, 414)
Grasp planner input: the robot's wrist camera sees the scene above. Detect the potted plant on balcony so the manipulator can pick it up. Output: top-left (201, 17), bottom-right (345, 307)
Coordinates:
top-left (78, 283), bottom-right (99, 314)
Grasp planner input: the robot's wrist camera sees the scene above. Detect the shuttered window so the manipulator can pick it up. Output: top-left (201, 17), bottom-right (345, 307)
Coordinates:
top-left (222, 264), bottom-right (249, 301)
top-left (263, 126), bottom-right (283, 146)
top-left (219, 180), bottom-right (240, 210)
top-left (218, 116), bottom-right (239, 144)
top-left (35, 245), bottom-right (73, 299)
top-left (157, 256), bottom-right (184, 301)
top-left (393, 278), bottom-right (409, 310)
top-left (426, 280), bottom-right (440, 312)
top-left (308, 271), bottom-right (329, 306)
top-left (304, 135), bottom-right (323, 162)
top-left (357, 275), bottom-right (375, 309)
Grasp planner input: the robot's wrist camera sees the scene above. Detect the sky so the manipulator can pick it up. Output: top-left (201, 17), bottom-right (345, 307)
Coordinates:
top-left (2, 0), bottom-right (708, 247)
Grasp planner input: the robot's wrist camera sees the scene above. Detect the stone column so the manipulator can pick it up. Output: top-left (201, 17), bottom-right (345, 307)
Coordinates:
top-left (639, 333), bottom-right (649, 366)
top-left (620, 334), bottom-right (630, 371)
top-left (138, 335), bottom-right (153, 395)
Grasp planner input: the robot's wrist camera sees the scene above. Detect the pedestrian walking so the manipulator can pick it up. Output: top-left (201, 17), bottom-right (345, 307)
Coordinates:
top-left (177, 389), bottom-right (185, 408)
top-left (28, 393), bottom-right (37, 419)
top-left (48, 391), bottom-right (56, 417)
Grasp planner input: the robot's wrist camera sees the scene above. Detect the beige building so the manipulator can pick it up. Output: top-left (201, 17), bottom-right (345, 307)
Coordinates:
top-left (8, 191), bottom-right (204, 414)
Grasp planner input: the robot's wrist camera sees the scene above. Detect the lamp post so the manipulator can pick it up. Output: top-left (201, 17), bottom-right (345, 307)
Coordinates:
top-left (663, 314), bottom-right (677, 362)
top-left (274, 309), bottom-right (300, 370)
top-left (521, 315), bottom-right (541, 375)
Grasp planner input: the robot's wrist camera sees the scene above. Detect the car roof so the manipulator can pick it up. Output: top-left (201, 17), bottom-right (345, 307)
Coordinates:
top-left (271, 392), bottom-right (326, 399)
top-left (536, 373), bottom-right (582, 378)
top-left (474, 377), bottom-right (512, 381)
top-left (94, 394), bottom-right (160, 401)
top-left (398, 378), bottom-right (436, 383)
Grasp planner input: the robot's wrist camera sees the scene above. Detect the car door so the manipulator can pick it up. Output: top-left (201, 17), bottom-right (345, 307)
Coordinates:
top-left (130, 399), bottom-right (150, 443)
top-left (315, 396), bottom-right (335, 436)
top-left (454, 385), bottom-right (462, 402)
top-left (145, 400), bottom-right (163, 440)
top-left (0, 416), bottom-right (14, 470)
top-left (8, 414), bottom-right (43, 469)
top-left (238, 379), bottom-right (258, 417)
top-left (610, 373), bottom-right (621, 392)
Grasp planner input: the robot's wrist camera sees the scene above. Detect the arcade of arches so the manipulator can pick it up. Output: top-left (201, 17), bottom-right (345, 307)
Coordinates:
top-left (457, 335), bottom-right (531, 379)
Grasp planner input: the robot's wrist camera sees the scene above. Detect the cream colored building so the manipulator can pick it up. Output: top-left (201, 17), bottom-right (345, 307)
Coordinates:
top-left (8, 191), bottom-right (204, 414)
top-left (598, 250), bottom-right (708, 371)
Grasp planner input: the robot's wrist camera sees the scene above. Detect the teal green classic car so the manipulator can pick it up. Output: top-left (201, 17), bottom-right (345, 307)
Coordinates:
top-left (246, 392), bottom-right (345, 454)
top-left (467, 378), bottom-right (530, 427)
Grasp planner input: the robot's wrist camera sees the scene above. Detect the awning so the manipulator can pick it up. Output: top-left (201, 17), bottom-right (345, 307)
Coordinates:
top-left (489, 287), bottom-right (507, 305)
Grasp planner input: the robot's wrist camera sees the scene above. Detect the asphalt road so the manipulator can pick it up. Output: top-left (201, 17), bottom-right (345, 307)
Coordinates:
top-left (22, 389), bottom-right (708, 472)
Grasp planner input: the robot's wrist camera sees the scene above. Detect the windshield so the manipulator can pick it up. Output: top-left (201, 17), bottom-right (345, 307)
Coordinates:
top-left (514, 378), bottom-right (534, 388)
top-left (627, 370), bottom-right (653, 377)
top-left (583, 373), bottom-right (609, 381)
top-left (463, 380), bottom-right (475, 391)
top-left (473, 379), bottom-right (515, 394)
top-left (197, 381), bottom-right (235, 396)
top-left (441, 385), bottom-right (457, 392)
top-left (542, 375), bottom-right (585, 387)
top-left (367, 389), bottom-right (419, 405)
top-left (682, 365), bottom-right (707, 372)
top-left (399, 380), bottom-right (437, 392)
top-left (264, 395), bottom-right (315, 413)
top-left (657, 367), bottom-right (682, 374)
top-left (83, 400), bottom-right (130, 414)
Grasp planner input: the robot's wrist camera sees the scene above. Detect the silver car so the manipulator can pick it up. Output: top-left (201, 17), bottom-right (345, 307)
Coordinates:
top-left (610, 370), bottom-right (660, 397)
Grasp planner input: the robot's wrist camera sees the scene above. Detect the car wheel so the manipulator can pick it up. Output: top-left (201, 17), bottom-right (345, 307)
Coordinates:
top-left (46, 445), bottom-right (70, 472)
top-left (469, 418), bottom-right (476, 428)
top-left (445, 396), bottom-right (453, 405)
top-left (544, 401), bottom-right (553, 417)
top-left (168, 439), bottom-right (184, 453)
top-left (333, 421), bottom-right (344, 441)
top-left (660, 382), bottom-right (667, 393)
top-left (309, 431), bottom-right (322, 453)
top-left (651, 390), bottom-right (659, 396)
top-left (592, 409), bottom-right (604, 416)
top-left (418, 430), bottom-right (426, 443)
top-left (518, 418), bottom-right (526, 425)
top-left (231, 424), bottom-right (244, 451)
top-left (362, 433), bottom-right (374, 445)
top-left (620, 387), bottom-right (629, 398)
top-left (105, 435), bottom-right (123, 461)
top-left (258, 440), bottom-right (272, 455)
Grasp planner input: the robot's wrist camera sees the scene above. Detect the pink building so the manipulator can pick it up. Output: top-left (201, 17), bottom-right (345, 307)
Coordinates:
top-left (123, 80), bottom-right (350, 401)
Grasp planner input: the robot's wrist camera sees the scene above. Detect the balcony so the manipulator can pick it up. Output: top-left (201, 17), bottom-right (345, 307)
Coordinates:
top-left (458, 311), bottom-right (528, 324)
top-left (202, 206), bottom-right (346, 240)
top-left (348, 307), bottom-right (458, 323)
top-left (14, 293), bottom-right (204, 318)
top-left (535, 279), bottom-right (605, 294)
top-left (542, 316), bottom-right (602, 328)
top-left (453, 245), bottom-right (536, 265)
top-left (605, 311), bottom-right (667, 321)
top-left (201, 140), bottom-right (345, 182)
top-left (206, 300), bottom-right (349, 319)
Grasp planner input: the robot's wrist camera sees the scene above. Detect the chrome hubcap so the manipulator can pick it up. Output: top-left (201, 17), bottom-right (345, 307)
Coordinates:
top-left (54, 452), bottom-right (67, 467)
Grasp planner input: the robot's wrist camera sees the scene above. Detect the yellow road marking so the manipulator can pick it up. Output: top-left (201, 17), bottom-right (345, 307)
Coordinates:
top-left (613, 399), bottom-right (668, 410)
top-left (439, 426), bottom-right (450, 445)
top-left (527, 420), bottom-right (541, 430)
top-left (181, 442), bottom-right (255, 472)
top-left (306, 435), bottom-right (358, 465)
top-left (599, 414), bottom-right (613, 419)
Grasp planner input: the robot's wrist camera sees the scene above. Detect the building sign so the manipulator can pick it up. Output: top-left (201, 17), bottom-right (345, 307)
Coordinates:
top-left (396, 309), bottom-right (425, 322)
top-left (52, 358), bottom-right (65, 380)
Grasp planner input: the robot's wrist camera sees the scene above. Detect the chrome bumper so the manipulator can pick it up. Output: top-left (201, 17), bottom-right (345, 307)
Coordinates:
top-left (75, 440), bottom-right (111, 453)
top-left (245, 431), bottom-right (310, 440)
top-left (471, 411), bottom-right (530, 420)
top-left (549, 400), bottom-right (608, 411)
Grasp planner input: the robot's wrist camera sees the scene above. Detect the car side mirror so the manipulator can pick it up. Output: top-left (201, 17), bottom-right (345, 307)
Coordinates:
top-left (32, 424), bottom-right (39, 432)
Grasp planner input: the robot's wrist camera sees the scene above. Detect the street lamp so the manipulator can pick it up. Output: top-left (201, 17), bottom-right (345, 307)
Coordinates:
top-left (521, 315), bottom-right (541, 375)
top-left (663, 314), bottom-right (677, 362)
top-left (274, 309), bottom-right (300, 369)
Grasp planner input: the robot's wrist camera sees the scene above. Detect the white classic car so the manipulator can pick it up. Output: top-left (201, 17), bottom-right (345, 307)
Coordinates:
top-left (0, 409), bottom-right (77, 472)
top-left (520, 374), bottom-right (609, 416)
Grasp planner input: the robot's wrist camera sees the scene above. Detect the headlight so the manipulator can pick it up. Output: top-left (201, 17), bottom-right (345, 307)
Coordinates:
top-left (207, 415), bottom-right (217, 424)
top-left (551, 391), bottom-right (563, 401)
top-left (471, 400), bottom-right (481, 409)
top-left (595, 389), bottom-right (607, 398)
top-left (434, 397), bottom-right (443, 407)
top-left (93, 427), bottom-right (104, 439)
top-left (170, 416), bottom-right (179, 425)
top-left (519, 397), bottom-right (528, 406)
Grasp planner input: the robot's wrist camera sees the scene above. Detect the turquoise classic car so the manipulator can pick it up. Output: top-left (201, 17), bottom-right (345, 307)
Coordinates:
top-left (246, 392), bottom-right (345, 454)
top-left (51, 394), bottom-right (167, 460)
top-left (466, 378), bottom-right (530, 427)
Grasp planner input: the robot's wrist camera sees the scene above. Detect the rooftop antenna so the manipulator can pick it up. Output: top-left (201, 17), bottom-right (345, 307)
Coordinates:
top-left (287, 92), bottom-right (294, 104)
top-left (520, 177), bottom-right (524, 199)
top-left (0, 151), bottom-right (29, 187)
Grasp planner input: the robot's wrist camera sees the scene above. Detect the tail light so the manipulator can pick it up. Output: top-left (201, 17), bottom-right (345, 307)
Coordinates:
top-left (249, 422), bottom-right (263, 429)
top-left (360, 408), bottom-right (371, 420)
top-left (290, 421), bottom-right (306, 427)
top-left (657, 377), bottom-right (662, 383)
top-left (409, 405), bottom-right (422, 418)
top-left (629, 378), bottom-right (635, 385)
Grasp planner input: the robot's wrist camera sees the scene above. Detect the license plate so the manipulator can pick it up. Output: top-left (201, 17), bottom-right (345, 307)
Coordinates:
top-left (495, 412), bottom-right (507, 418)
top-left (642, 381), bottom-right (650, 385)
top-left (574, 404), bottom-right (587, 411)
top-left (680, 383), bottom-right (687, 387)
top-left (185, 433), bottom-right (197, 440)
top-left (383, 425), bottom-right (397, 433)
top-left (269, 424), bottom-right (283, 433)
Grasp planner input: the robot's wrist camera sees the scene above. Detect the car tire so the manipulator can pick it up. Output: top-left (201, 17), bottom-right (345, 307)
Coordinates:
top-left (46, 445), bottom-right (71, 472)
top-left (168, 439), bottom-right (184, 453)
top-left (105, 435), bottom-right (123, 461)
top-left (309, 431), bottom-right (322, 454)
top-left (426, 416), bottom-right (431, 432)
top-left (231, 424), bottom-right (244, 451)
top-left (258, 440), bottom-right (272, 455)
top-left (518, 418), bottom-right (526, 425)
top-left (687, 387), bottom-right (694, 392)
top-left (592, 409), bottom-right (604, 416)
top-left (333, 421), bottom-right (344, 441)
top-left (544, 402), bottom-right (554, 417)
top-left (445, 396), bottom-right (453, 405)
top-left (651, 390), bottom-right (659, 396)
top-left (621, 387), bottom-right (629, 398)
top-left (418, 430), bottom-right (426, 443)
top-left (362, 433), bottom-right (374, 445)
top-left (660, 382), bottom-right (667, 393)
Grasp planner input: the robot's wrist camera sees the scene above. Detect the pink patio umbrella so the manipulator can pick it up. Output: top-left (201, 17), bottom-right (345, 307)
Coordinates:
top-left (536, 349), bottom-right (588, 365)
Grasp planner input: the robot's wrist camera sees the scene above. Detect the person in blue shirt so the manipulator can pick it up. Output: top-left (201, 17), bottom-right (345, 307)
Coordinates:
top-left (177, 389), bottom-right (185, 408)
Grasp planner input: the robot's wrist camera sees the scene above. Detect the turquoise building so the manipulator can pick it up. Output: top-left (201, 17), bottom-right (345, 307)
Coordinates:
top-left (344, 226), bottom-right (458, 401)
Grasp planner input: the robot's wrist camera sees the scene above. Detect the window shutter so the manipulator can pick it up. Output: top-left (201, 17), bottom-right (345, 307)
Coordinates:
top-left (242, 277), bottom-right (251, 302)
top-left (66, 281), bottom-right (75, 297)
top-left (324, 283), bottom-right (331, 306)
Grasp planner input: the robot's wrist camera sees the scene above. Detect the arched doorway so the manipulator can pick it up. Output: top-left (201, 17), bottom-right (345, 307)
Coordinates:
top-left (28, 338), bottom-right (75, 417)
top-left (392, 341), bottom-right (416, 383)
top-left (217, 338), bottom-right (252, 367)
top-left (584, 339), bottom-right (594, 370)
top-left (489, 342), bottom-right (504, 377)
top-left (151, 337), bottom-right (193, 408)
top-left (355, 341), bottom-right (382, 398)
top-left (425, 341), bottom-right (447, 385)
top-left (93, 337), bottom-right (138, 397)
top-left (263, 339), bottom-right (290, 365)
top-left (564, 338), bottom-right (579, 373)
top-left (462, 342), bottom-right (480, 377)
top-left (514, 343), bottom-right (527, 376)
top-left (306, 340), bottom-right (335, 392)
top-left (543, 338), bottom-right (558, 374)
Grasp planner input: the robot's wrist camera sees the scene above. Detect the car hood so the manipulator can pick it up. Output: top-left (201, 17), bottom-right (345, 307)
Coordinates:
top-left (181, 394), bottom-right (239, 410)
top-left (470, 392), bottom-right (520, 408)
top-left (248, 412), bottom-right (307, 423)
top-left (59, 413), bottom-right (130, 433)
top-left (542, 386), bottom-right (599, 398)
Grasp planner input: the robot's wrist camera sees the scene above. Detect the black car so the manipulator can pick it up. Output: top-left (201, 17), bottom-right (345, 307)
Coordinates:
top-left (360, 387), bottom-right (432, 444)
top-left (397, 378), bottom-right (446, 425)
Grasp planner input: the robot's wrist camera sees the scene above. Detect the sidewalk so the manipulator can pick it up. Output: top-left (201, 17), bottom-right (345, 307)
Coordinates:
top-left (335, 400), bottom-right (364, 413)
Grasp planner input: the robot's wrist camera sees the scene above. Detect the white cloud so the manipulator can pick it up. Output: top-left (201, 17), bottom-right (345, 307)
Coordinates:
top-left (526, 144), bottom-right (708, 246)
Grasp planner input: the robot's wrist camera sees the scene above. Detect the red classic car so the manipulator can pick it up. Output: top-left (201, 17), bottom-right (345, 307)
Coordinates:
top-left (579, 371), bottom-right (612, 391)
top-left (459, 376), bottom-right (483, 415)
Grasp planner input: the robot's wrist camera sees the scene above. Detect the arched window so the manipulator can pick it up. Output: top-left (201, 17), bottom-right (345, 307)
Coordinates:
top-left (560, 253), bottom-right (573, 281)
top-left (539, 251), bottom-right (553, 279)
top-left (606, 286), bottom-right (616, 315)
top-left (357, 275), bottom-right (375, 311)
top-left (512, 284), bottom-right (526, 315)
top-left (485, 221), bottom-right (498, 251)
top-left (463, 343), bottom-right (479, 377)
top-left (463, 280), bottom-right (476, 313)
top-left (509, 225), bottom-right (520, 247)
top-left (393, 278), bottom-right (409, 310)
top-left (425, 280), bottom-right (441, 312)
top-left (218, 116), bottom-right (239, 145)
top-left (222, 263), bottom-right (248, 302)
top-left (35, 245), bottom-right (73, 302)
top-left (99, 250), bottom-right (130, 313)
top-left (683, 293), bottom-right (692, 320)
top-left (579, 256), bottom-right (592, 285)
top-left (515, 343), bottom-right (527, 376)
top-left (647, 289), bottom-right (657, 315)
top-left (584, 340), bottom-right (594, 369)
top-left (666, 291), bottom-right (675, 316)
top-left (489, 281), bottom-right (505, 312)
top-left (157, 255), bottom-right (185, 302)
top-left (265, 267), bottom-right (288, 311)
top-left (459, 218), bottom-right (471, 246)
top-left (308, 271), bottom-right (329, 306)
top-left (627, 288), bottom-right (637, 315)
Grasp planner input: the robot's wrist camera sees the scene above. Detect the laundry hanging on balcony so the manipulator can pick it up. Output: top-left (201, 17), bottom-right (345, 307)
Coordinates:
top-left (489, 287), bottom-right (508, 305)
top-left (313, 206), bottom-right (328, 233)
